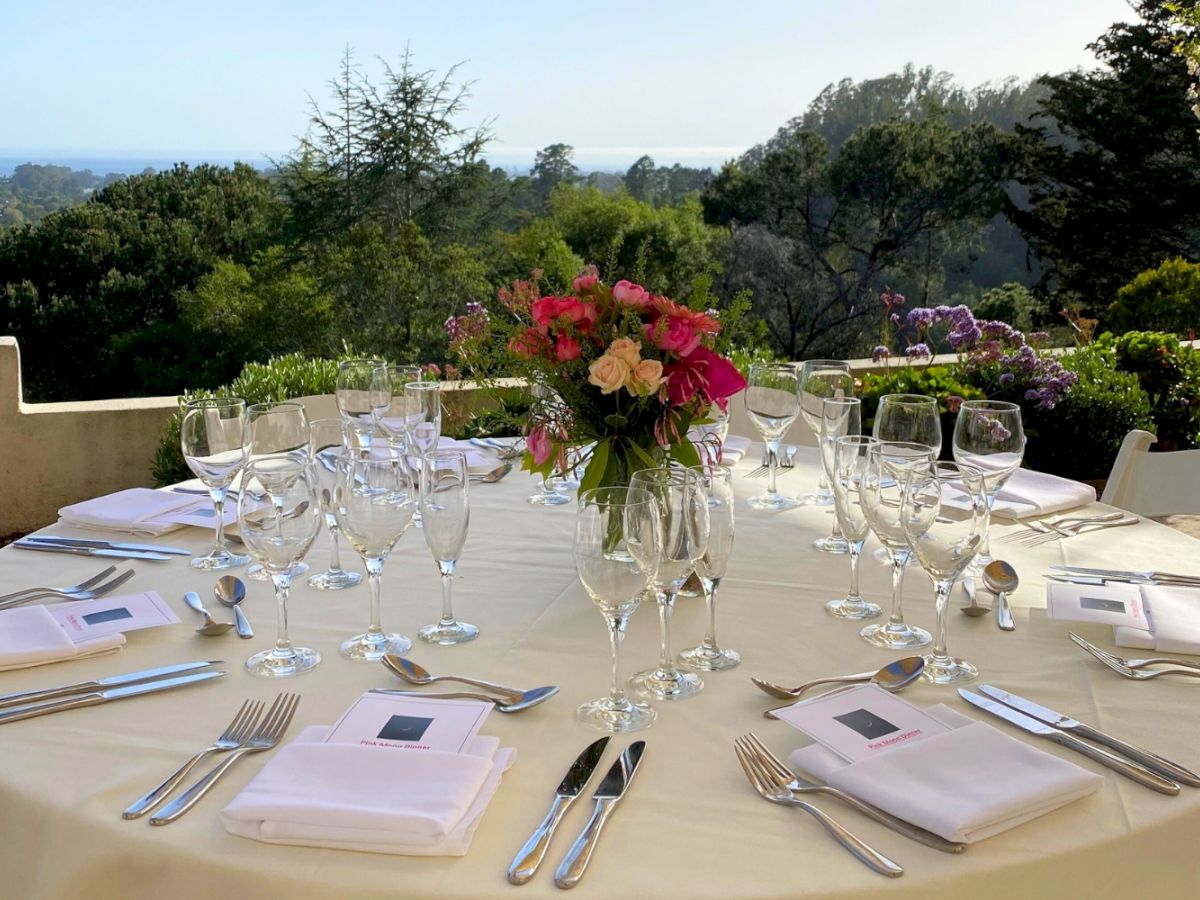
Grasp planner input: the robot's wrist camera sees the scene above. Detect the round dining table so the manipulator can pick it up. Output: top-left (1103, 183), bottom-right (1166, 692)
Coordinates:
top-left (1, 445), bottom-right (1198, 899)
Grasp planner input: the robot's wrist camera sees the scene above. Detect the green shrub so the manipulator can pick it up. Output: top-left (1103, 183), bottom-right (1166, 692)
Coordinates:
top-left (1106, 258), bottom-right (1200, 335)
top-left (974, 283), bottom-right (1038, 333)
top-left (1091, 330), bottom-right (1200, 450)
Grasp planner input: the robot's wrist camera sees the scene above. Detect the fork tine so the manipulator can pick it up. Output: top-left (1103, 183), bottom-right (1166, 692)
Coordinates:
top-left (265, 694), bottom-right (300, 743)
top-left (253, 693), bottom-right (291, 739)
top-left (733, 741), bottom-right (771, 797)
top-left (744, 733), bottom-right (795, 783)
top-left (72, 565), bottom-right (119, 592)
top-left (87, 569), bottom-right (136, 597)
top-left (737, 736), bottom-right (788, 791)
top-left (216, 700), bottom-right (254, 742)
top-left (1068, 632), bottom-right (1123, 664)
top-left (228, 700), bottom-right (265, 743)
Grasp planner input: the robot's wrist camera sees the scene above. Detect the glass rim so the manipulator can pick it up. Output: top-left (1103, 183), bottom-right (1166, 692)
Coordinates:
top-left (578, 486), bottom-right (658, 506)
top-left (404, 381), bottom-right (440, 392)
top-left (184, 396), bottom-right (245, 410)
top-left (872, 439), bottom-right (938, 455)
top-left (835, 434), bottom-right (880, 447)
top-left (338, 357), bottom-right (386, 368)
top-left (423, 449), bottom-right (467, 462)
top-left (820, 396), bottom-right (861, 408)
top-left (629, 466), bottom-right (691, 486)
top-left (959, 399), bottom-right (1020, 412)
top-left (878, 393), bottom-right (938, 406)
top-left (796, 358), bottom-right (852, 370)
top-left (246, 400), bottom-right (306, 414)
top-left (748, 362), bottom-right (798, 374)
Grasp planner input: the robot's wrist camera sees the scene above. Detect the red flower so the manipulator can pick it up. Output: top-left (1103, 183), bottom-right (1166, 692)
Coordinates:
top-left (508, 327), bottom-right (550, 360)
top-left (554, 335), bottom-right (581, 362)
top-left (644, 316), bottom-right (701, 357)
top-left (612, 279), bottom-right (651, 308)
top-left (663, 345), bottom-right (747, 407)
top-left (528, 426), bottom-right (554, 466)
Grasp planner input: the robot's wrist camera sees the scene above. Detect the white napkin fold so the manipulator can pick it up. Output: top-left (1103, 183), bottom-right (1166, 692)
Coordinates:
top-left (788, 704), bottom-right (1102, 843)
top-left (717, 435), bottom-right (752, 464)
top-left (57, 488), bottom-right (208, 536)
top-left (437, 439), bottom-right (503, 472)
top-left (943, 468), bottom-right (1096, 520)
top-left (0, 606), bottom-right (125, 671)
top-left (1114, 585), bottom-right (1200, 655)
top-left (221, 726), bottom-right (515, 855)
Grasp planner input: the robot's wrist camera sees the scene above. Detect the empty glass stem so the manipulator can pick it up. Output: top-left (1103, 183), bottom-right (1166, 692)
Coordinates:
top-left (929, 579), bottom-right (953, 666)
top-left (364, 557), bottom-right (385, 643)
top-left (270, 572), bottom-right (295, 660)
top-left (607, 613), bottom-right (632, 708)
top-left (436, 560), bottom-right (457, 629)
top-left (209, 486), bottom-right (227, 554)
top-left (701, 576), bottom-right (722, 651)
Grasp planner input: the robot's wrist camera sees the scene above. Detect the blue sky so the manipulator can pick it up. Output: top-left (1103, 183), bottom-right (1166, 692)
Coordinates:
top-left (1, 0), bottom-right (1135, 168)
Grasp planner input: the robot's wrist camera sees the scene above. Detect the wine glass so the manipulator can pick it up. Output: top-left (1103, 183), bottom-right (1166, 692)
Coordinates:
top-left (180, 397), bottom-right (250, 570)
top-left (574, 486), bottom-right (662, 733)
top-left (826, 435), bottom-right (882, 619)
top-left (376, 365), bottom-right (424, 452)
top-left (237, 459), bottom-right (324, 677)
top-left (859, 441), bottom-right (935, 649)
top-left (404, 381), bottom-right (442, 527)
top-left (872, 394), bottom-right (940, 564)
top-left (678, 465), bottom-right (739, 670)
top-left (796, 359), bottom-right (854, 504)
top-left (900, 461), bottom-right (987, 685)
top-left (952, 400), bottom-right (1025, 571)
top-left (629, 467), bottom-right (710, 701)
top-left (306, 418), bottom-right (362, 591)
top-left (336, 359), bottom-right (389, 455)
top-left (814, 396), bottom-right (861, 553)
top-left (744, 363), bottom-right (800, 511)
top-left (244, 402), bottom-right (311, 582)
top-left (418, 450), bottom-right (478, 644)
top-left (332, 448), bottom-right (418, 660)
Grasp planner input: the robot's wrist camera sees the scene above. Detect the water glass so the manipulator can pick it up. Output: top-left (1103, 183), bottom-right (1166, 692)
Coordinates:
top-left (952, 400), bottom-right (1024, 570)
top-left (814, 396), bottom-right (861, 554)
top-left (873, 394), bottom-right (942, 452)
top-left (744, 363), bottom-right (800, 511)
top-left (336, 359), bottom-right (389, 455)
top-left (679, 465), bottom-right (739, 670)
top-left (796, 359), bottom-right (853, 504)
top-left (306, 418), bottom-right (362, 590)
top-left (245, 401), bottom-right (311, 581)
top-left (419, 451), bottom-right (478, 644)
top-left (180, 397), bottom-right (250, 571)
top-left (826, 435), bottom-right (882, 619)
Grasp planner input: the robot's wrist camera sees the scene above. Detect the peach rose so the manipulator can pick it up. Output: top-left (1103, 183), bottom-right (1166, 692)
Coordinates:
top-left (588, 353), bottom-right (631, 394)
top-left (608, 337), bottom-right (642, 368)
top-left (629, 358), bottom-right (664, 396)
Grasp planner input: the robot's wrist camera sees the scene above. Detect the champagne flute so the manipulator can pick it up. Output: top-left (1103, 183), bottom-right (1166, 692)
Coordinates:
top-left (744, 363), bottom-right (800, 511)
top-left (237, 459), bottom-right (323, 677)
top-left (333, 448), bottom-right (418, 660)
top-left (418, 450), bottom-right (478, 644)
top-left (376, 365), bottom-right (424, 453)
top-left (678, 464), bottom-right (739, 670)
top-left (306, 418), bottom-right (362, 590)
top-left (900, 461), bottom-right (987, 685)
top-left (574, 486), bottom-right (662, 733)
top-left (336, 359), bottom-right (389, 455)
top-left (796, 359), bottom-right (853, 505)
top-left (814, 396), bottom-right (861, 553)
top-left (244, 401), bottom-right (311, 581)
top-left (952, 400), bottom-right (1025, 571)
top-left (180, 397), bottom-right (250, 570)
top-left (629, 467), bottom-right (710, 701)
top-left (871, 394), bottom-right (940, 565)
top-left (404, 381), bottom-right (442, 527)
top-left (826, 435), bottom-right (882, 619)
top-left (859, 441), bottom-right (935, 649)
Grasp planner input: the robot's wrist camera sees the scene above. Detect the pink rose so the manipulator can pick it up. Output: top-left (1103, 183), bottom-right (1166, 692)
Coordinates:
top-left (528, 426), bottom-right (554, 466)
top-left (508, 327), bottom-right (549, 360)
top-left (531, 296), bottom-right (560, 328)
top-left (555, 335), bottom-right (581, 362)
top-left (557, 298), bottom-right (598, 332)
top-left (612, 279), bottom-right (651, 308)
top-left (644, 316), bottom-right (701, 357)
top-left (573, 272), bottom-right (599, 294)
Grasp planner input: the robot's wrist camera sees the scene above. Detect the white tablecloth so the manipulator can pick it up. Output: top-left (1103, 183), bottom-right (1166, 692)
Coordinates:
top-left (0, 447), bottom-right (1198, 898)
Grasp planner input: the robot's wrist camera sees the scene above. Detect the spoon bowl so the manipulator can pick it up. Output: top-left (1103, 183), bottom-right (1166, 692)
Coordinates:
top-left (753, 656), bottom-right (925, 701)
top-left (183, 591), bottom-right (234, 636)
top-left (214, 575), bottom-right (253, 639)
top-left (960, 576), bottom-right (991, 617)
top-left (983, 559), bottom-right (1019, 632)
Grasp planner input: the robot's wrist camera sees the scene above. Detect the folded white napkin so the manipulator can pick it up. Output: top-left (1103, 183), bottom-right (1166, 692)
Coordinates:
top-left (57, 488), bottom-right (210, 536)
top-left (717, 435), bottom-right (752, 464)
top-left (943, 468), bottom-right (1096, 520)
top-left (788, 704), bottom-right (1101, 843)
top-left (1114, 585), bottom-right (1200, 655)
top-left (0, 606), bottom-right (125, 671)
top-left (437, 439), bottom-right (502, 472)
top-left (221, 725), bottom-right (515, 855)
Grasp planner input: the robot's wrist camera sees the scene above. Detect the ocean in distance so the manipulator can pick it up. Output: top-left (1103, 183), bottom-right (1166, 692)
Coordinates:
top-left (0, 154), bottom-right (274, 177)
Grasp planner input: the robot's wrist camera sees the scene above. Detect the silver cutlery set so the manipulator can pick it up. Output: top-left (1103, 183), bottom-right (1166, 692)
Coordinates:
top-left (373, 653), bottom-right (560, 713)
top-left (1003, 511), bottom-right (1140, 546)
top-left (746, 445), bottom-right (797, 478)
top-left (1069, 631), bottom-right (1200, 681)
top-left (13, 535), bottom-right (191, 561)
top-left (0, 564), bottom-right (135, 610)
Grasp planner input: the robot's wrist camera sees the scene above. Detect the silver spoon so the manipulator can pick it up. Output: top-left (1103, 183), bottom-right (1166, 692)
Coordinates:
top-left (382, 654), bottom-right (524, 701)
top-left (182, 591), bottom-right (234, 636)
top-left (369, 685), bottom-right (559, 713)
top-left (214, 576), bottom-right (253, 639)
top-left (960, 575), bottom-right (990, 617)
top-left (983, 559), bottom-right (1018, 632)
top-left (752, 656), bottom-right (925, 701)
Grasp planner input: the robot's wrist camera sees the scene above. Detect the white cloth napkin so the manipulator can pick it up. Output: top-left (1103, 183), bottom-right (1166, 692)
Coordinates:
top-left (57, 488), bottom-right (208, 535)
top-left (221, 726), bottom-right (515, 855)
top-left (437, 439), bottom-right (503, 472)
top-left (788, 704), bottom-right (1102, 843)
top-left (1114, 585), bottom-right (1200, 655)
top-left (717, 435), bottom-right (752, 464)
top-left (0, 606), bottom-right (125, 671)
top-left (943, 468), bottom-right (1096, 520)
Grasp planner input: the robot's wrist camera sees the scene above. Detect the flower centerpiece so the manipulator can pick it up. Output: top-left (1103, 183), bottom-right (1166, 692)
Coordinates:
top-left (448, 269), bottom-right (747, 490)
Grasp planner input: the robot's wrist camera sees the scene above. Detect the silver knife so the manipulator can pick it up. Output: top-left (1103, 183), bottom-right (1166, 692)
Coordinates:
top-left (554, 741), bottom-right (645, 889)
top-left (957, 689), bottom-right (1180, 795)
top-left (12, 541), bottom-right (173, 562)
top-left (23, 536), bottom-right (192, 556)
top-left (977, 684), bottom-right (1200, 787)
top-left (508, 737), bottom-right (610, 884)
top-left (1051, 565), bottom-right (1200, 585)
top-left (0, 660), bottom-right (223, 709)
top-left (0, 671), bottom-right (226, 725)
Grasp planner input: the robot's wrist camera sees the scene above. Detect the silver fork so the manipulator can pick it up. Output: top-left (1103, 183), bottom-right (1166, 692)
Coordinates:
top-left (1068, 632), bottom-right (1200, 671)
top-left (740, 733), bottom-right (963, 853)
top-left (0, 565), bottom-right (117, 605)
top-left (1003, 512), bottom-right (1126, 544)
top-left (122, 699), bottom-right (264, 819)
top-left (0, 569), bottom-right (136, 610)
top-left (149, 693), bottom-right (300, 825)
top-left (733, 737), bottom-right (903, 877)
top-left (1024, 516), bottom-right (1140, 547)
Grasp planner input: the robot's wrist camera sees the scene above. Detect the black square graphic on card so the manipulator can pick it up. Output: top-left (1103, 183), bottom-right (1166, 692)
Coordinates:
top-left (1080, 596), bottom-right (1127, 614)
top-left (81, 607), bottom-right (133, 626)
top-left (833, 708), bottom-right (901, 740)
top-left (377, 714), bottom-right (434, 742)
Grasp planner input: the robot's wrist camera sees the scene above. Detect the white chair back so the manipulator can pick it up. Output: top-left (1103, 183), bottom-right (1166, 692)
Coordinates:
top-left (1101, 429), bottom-right (1200, 516)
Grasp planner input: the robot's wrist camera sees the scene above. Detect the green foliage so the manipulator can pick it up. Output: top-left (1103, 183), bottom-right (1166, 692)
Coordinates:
top-left (975, 283), bottom-right (1038, 333)
top-left (1090, 330), bottom-right (1200, 449)
top-left (1105, 257), bottom-right (1200, 335)
top-left (858, 366), bottom-right (986, 442)
top-left (0, 163), bottom-right (125, 227)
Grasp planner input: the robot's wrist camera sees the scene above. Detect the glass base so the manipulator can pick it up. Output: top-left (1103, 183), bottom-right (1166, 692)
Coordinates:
top-left (813, 534), bottom-right (850, 554)
top-left (874, 546), bottom-right (920, 566)
top-left (308, 568), bottom-right (362, 590)
top-left (419, 620), bottom-right (479, 645)
top-left (860, 621), bottom-right (932, 649)
top-left (825, 597), bottom-right (883, 620)
top-left (576, 696), bottom-right (657, 733)
top-left (529, 491), bottom-right (571, 506)
top-left (630, 665), bottom-right (704, 700)
top-left (245, 646), bottom-right (321, 677)
top-left (922, 654), bottom-right (979, 685)
top-left (249, 562), bottom-right (309, 582)
top-left (795, 489), bottom-right (834, 506)
top-left (190, 548), bottom-right (250, 571)
top-left (339, 632), bottom-right (412, 661)
top-left (678, 644), bottom-right (741, 671)
top-left (747, 493), bottom-right (800, 511)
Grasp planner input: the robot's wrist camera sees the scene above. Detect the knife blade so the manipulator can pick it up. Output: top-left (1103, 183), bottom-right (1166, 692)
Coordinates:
top-left (554, 741), bottom-right (646, 889)
top-left (1051, 565), bottom-right (1200, 584)
top-left (22, 536), bottom-right (192, 556)
top-left (0, 671), bottom-right (226, 725)
top-left (0, 660), bottom-right (223, 709)
top-left (977, 685), bottom-right (1200, 787)
top-left (957, 689), bottom-right (1180, 795)
top-left (507, 737), bottom-right (610, 885)
top-left (12, 541), bottom-right (173, 561)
